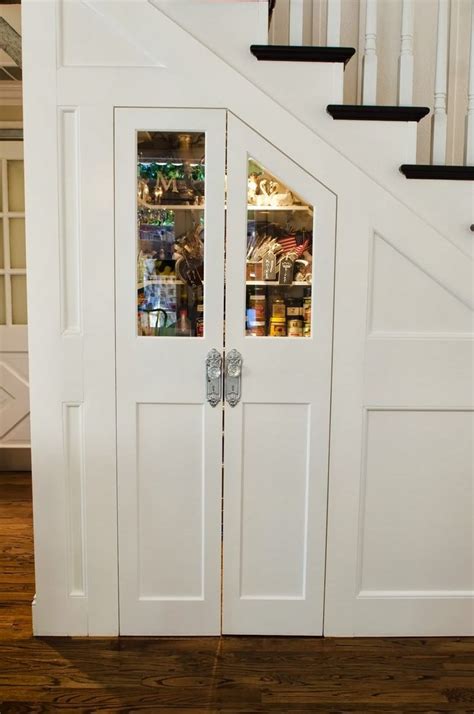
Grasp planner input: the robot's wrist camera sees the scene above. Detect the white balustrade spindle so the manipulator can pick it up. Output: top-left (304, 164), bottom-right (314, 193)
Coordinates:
top-left (289, 0), bottom-right (304, 45)
top-left (327, 0), bottom-right (341, 46)
top-left (432, 0), bottom-right (450, 164)
top-left (362, 0), bottom-right (378, 104)
top-left (398, 0), bottom-right (414, 105)
top-left (465, 0), bottom-right (474, 164)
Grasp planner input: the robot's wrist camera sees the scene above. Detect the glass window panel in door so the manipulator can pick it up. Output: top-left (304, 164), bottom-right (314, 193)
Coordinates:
top-left (9, 218), bottom-right (26, 269)
top-left (246, 158), bottom-right (313, 338)
top-left (11, 274), bottom-right (27, 325)
top-left (137, 132), bottom-right (205, 337)
top-left (7, 160), bottom-right (24, 212)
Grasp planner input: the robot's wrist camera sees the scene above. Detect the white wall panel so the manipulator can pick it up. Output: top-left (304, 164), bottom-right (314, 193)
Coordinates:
top-left (359, 409), bottom-right (474, 595)
top-left (370, 234), bottom-right (473, 335)
top-left (63, 403), bottom-right (86, 597)
top-left (59, 0), bottom-right (164, 68)
top-left (58, 108), bottom-right (81, 335)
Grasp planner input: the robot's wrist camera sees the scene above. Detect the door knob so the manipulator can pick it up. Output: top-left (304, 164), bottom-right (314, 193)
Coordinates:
top-left (225, 349), bottom-right (243, 407)
top-left (206, 349), bottom-right (223, 407)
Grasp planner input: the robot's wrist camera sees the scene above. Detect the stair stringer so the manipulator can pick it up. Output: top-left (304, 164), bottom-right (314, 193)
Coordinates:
top-left (148, 0), bottom-right (473, 257)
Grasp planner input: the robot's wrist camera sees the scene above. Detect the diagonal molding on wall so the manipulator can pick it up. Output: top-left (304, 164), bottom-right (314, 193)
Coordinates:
top-left (0, 362), bottom-right (29, 439)
top-left (78, 0), bottom-right (166, 68)
top-left (0, 17), bottom-right (21, 66)
top-left (372, 231), bottom-right (474, 313)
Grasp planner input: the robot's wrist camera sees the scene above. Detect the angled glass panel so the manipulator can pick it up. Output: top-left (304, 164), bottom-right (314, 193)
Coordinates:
top-left (246, 158), bottom-right (313, 338)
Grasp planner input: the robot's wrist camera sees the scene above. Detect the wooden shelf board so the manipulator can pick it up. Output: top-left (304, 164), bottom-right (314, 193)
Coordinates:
top-left (247, 205), bottom-right (312, 212)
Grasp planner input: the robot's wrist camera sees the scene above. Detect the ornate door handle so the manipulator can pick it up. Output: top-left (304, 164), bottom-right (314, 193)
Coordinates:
top-left (225, 349), bottom-right (243, 407)
top-left (206, 349), bottom-right (223, 407)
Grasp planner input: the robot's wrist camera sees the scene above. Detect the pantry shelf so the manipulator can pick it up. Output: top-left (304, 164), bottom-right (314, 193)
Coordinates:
top-left (246, 281), bottom-right (310, 287)
top-left (247, 205), bottom-right (312, 212)
top-left (139, 203), bottom-right (205, 210)
top-left (138, 278), bottom-right (185, 289)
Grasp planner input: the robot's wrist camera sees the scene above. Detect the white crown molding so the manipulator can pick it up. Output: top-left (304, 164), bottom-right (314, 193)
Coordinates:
top-left (0, 80), bottom-right (22, 105)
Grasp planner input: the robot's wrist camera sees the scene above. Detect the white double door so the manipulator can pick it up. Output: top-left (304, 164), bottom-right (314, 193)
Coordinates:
top-left (115, 108), bottom-right (336, 635)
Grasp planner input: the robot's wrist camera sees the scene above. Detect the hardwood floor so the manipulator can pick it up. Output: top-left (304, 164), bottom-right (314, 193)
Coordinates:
top-left (1, 473), bottom-right (474, 713)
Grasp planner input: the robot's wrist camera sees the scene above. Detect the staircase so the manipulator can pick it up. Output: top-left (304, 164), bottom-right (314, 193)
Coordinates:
top-left (251, 42), bottom-right (474, 182)
top-left (150, 0), bottom-right (473, 255)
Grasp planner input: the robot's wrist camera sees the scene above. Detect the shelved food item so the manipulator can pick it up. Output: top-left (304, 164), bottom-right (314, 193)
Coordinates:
top-left (303, 291), bottom-right (312, 338)
top-left (269, 316), bottom-right (286, 337)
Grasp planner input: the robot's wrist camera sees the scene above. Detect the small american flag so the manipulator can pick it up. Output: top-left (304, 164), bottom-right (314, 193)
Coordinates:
top-left (277, 233), bottom-right (311, 258)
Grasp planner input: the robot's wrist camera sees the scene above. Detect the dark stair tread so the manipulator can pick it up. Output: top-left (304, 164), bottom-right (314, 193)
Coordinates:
top-left (400, 165), bottom-right (474, 180)
top-left (250, 45), bottom-right (355, 67)
top-left (327, 105), bottom-right (430, 122)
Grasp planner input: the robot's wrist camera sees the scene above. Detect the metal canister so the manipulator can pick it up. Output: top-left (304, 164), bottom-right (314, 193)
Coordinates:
top-left (269, 317), bottom-right (286, 337)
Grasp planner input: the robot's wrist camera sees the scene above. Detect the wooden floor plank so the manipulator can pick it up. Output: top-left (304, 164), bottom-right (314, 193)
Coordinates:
top-left (0, 473), bottom-right (473, 712)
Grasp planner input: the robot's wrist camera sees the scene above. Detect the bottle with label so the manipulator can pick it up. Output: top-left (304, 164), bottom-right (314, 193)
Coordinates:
top-left (303, 289), bottom-right (311, 337)
top-left (195, 304), bottom-right (204, 337)
top-left (175, 308), bottom-right (192, 337)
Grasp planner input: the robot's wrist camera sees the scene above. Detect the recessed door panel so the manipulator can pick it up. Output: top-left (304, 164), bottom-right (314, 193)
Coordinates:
top-left (240, 402), bottom-right (310, 599)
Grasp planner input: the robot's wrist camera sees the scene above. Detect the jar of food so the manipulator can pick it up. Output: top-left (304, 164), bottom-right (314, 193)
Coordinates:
top-left (248, 321), bottom-right (266, 337)
top-left (286, 298), bottom-right (303, 318)
top-left (249, 289), bottom-right (266, 323)
top-left (195, 304), bottom-right (204, 337)
top-left (269, 317), bottom-right (286, 337)
top-left (287, 317), bottom-right (303, 337)
top-left (272, 297), bottom-right (286, 320)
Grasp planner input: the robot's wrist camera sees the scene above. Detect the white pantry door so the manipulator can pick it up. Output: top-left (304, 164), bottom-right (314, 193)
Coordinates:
top-left (223, 115), bottom-right (336, 635)
top-left (115, 108), bottom-right (226, 635)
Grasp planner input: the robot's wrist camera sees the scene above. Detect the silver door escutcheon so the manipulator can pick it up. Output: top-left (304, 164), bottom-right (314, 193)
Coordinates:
top-left (225, 349), bottom-right (243, 407)
top-left (206, 349), bottom-right (223, 407)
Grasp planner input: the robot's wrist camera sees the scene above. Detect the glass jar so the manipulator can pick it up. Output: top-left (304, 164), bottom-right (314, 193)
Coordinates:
top-left (272, 296), bottom-right (286, 320)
